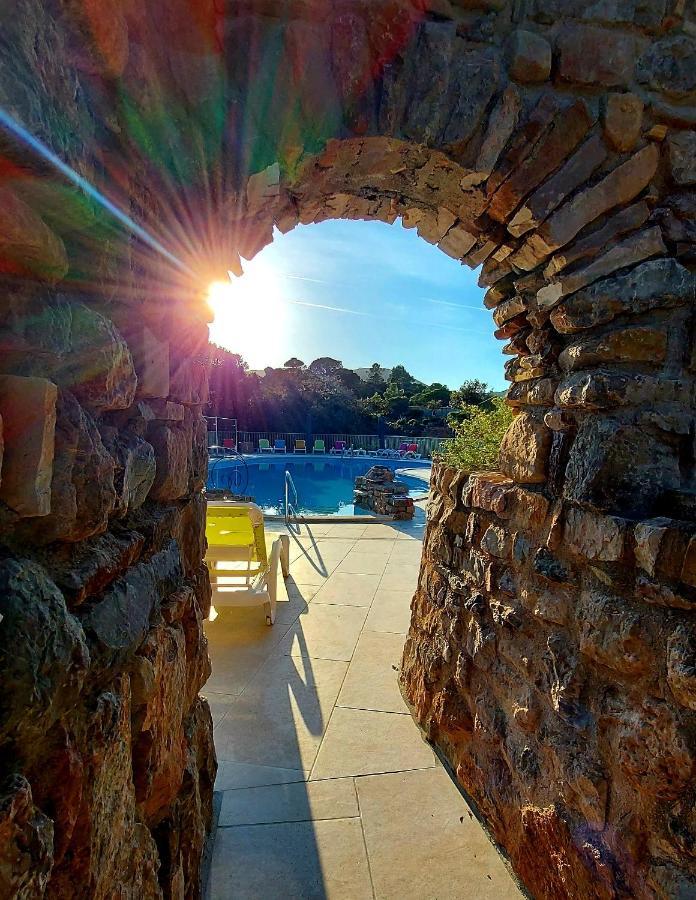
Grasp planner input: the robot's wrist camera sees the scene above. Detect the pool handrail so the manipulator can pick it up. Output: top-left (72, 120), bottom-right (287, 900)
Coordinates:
top-left (284, 469), bottom-right (300, 528)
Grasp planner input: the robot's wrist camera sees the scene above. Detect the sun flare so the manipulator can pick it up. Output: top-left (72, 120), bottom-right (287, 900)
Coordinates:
top-left (207, 259), bottom-right (287, 365)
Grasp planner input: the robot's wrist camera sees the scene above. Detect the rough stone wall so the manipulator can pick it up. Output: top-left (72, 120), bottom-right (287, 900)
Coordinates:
top-left (0, 0), bottom-right (695, 897)
top-left (0, 4), bottom-right (216, 897)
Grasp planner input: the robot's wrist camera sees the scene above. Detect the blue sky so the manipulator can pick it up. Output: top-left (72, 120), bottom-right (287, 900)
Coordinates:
top-left (209, 218), bottom-right (507, 391)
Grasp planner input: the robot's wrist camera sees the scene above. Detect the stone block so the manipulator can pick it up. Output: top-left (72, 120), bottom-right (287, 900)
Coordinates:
top-left (499, 412), bottom-right (551, 484)
top-left (667, 626), bottom-right (696, 710)
top-left (527, 143), bottom-right (659, 263)
top-left (130, 326), bottom-right (170, 399)
top-left (550, 258), bottom-right (694, 334)
top-left (0, 187), bottom-right (68, 284)
top-left (564, 417), bottom-right (681, 517)
top-left (508, 133), bottom-right (608, 238)
top-left (537, 226), bottom-right (667, 311)
top-left (0, 558), bottom-right (89, 748)
top-left (564, 506), bottom-right (626, 562)
top-left (556, 24), bottom-right (635, 87)
top-left (668, 131), bottom-right (696, 186)
top-left (489, 99), bottom-right (594, 225)
top-left (169, 356), bottom-right (209, 406)
top-left (559, 325), bottom-right (668, 372)
top-left (0, 775), bottom-right (54, 899)
top-left (17, 390), bottom-right (116, 545)
top-left (148, 424), bottom-right (190, 502)
top-left (603, 92), bottom-right (644, 152)
top-left (578, 591), bottom-right (650, 676)
top-left (508, 29), bottom-right (551, 83)
top-left (437, 223), bottom-right (476, 259)
top-left (0, 375), bottom-right (57, 517)
top-left (56, 304), bottom-right (137, 413)
top-left (544, 200), bottom-right (650, 277)
top-left (634, 518), bottom-right (672, 577)
top-left (637, 34), bottom-right (696, 100)
top-left (461, 85), bottom-right (521, 188)
top-left (480, 523), bottom-right (511, 559)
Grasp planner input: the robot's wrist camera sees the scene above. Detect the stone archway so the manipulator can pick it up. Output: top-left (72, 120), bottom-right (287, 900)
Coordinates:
top-left (0, 2), bottom-right (694, 898)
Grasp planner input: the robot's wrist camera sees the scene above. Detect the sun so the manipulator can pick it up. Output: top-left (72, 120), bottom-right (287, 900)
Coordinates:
top-left (207, 258), bottom-right (287, 365)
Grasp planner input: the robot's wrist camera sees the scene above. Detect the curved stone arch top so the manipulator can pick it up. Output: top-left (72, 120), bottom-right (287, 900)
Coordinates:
top-left (0, 3), bottom-right (694, 899)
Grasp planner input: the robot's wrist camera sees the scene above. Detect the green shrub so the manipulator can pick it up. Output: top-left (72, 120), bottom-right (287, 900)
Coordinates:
top-left (435, 398), bottom-right (514, 472)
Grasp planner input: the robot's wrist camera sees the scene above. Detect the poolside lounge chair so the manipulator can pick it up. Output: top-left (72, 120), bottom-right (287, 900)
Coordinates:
top-left (396, 442), bottom-right (410, 457)
top-left (404, 443), bottom-right (421, 459)
top-left (330, 440), bottom-right (346, 455)
top-left (273, 439), bottom-right (286, 453)
top-left (294, 439), bottom-right (307, 453)
top-left (312, 439), bottom-right (326, 453)
top-left (205, 501), bottom-right (290, 625)
top-left (223, 438), bottom-right (236, 450)
top-left (258, 439), bottom-right (273, 453)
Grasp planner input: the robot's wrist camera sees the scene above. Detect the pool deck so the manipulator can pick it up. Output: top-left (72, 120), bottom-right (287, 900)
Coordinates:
top-left (203, 516), bottom-right (523, 900)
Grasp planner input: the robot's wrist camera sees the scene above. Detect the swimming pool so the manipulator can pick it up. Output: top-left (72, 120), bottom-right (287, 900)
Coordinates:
top-left (207, 454), bottom-right (432, 516)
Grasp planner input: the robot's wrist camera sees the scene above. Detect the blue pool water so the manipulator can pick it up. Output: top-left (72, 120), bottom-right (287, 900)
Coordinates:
top-left (207, 455), bottom-right (432, 516)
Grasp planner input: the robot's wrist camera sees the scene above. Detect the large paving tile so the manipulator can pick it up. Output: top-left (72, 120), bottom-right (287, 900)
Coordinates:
top-left (204, 610), bottom-right (292, 695)
top-left (311, 707), bottom-right (436, 780)
top-left (365, 589), bottom-right (413, 635)
top-left (219, 777), bottom-right (357, 826)
top-left (215, 760), bottom-right (305, 791)
top-left (350, 538), bottom-right (395, 555)
top-left (356, 768), bottom-right (523, 900)
top-left (214, 655), bottom-right (348, 770)
top-left (379, 564), bottom-right (421, 593)
top-left (389, 542), bottom-right (424, 563)
top-left (323, 524), bottom-right (367, 538)
top-left (312, 572), bottom-right (381, 607)
top-left (203, 691), bottom-right (239, 729)
top-left (337, 630), bottom-right (408, 714)
top-left (278, 603), bottom-right (368, 662)
top-left (273, 582), bottom-right (318, 625)
top-left (209, 817), bottom-right (372, 900)
top-left (288, 556), bottom-right (339, 584)
top-left (335, 552), bottom-right (389, 575)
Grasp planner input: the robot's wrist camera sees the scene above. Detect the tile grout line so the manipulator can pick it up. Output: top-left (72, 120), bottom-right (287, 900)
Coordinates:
top-left (353, 776), bottom-right (377, 900)
top-left (217, 814), bottom-right (362, 829)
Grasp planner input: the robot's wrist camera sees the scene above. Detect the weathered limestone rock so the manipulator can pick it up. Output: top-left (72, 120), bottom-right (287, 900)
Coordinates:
top-left (0, 187), bottom-right (68, 283)
top-left (564, 506), bottom-right (626, 561)
top-left (537, 226), bottom-right (667, 310)
top-left (563, 417), bottom-right (681, 517)
top-left (489, 100), bottom-right (594, 225)
top-left (18, 389), bottom-right (116, 545)
top-left (667, 627), bottom-right (696, 710)
top-left (517, 143), bottom-right (660, 268)
top-left (507, 133), bottom-right (608, 238)
top-left (129, 326), bottom-right (170, 400)
top-left (0, 775), bottom-right (54, 899)
top-left (499, 412), bottom-right (551, 484)
top-left (508, 29), bottom-right (551, 84)
top-left (461, 85), bottom-right (521, 189)
top-left (0, 558), bottom-right (89, 749)
top-left (603, 92), bottom-right (644, 152)
top-left (668, 130), bottom-right (696, 186)
top-left (543, 200), bottom-right (650, 276)
top-left (147, 423), bottom-right (190, 502)
top-left (637, 34), bottom-right (696, 100)
top-left (55, 304), bottom-right (137, 413)
top-left (556, 24), bottom-right (636, 87)
top-left (558, 325), bottom-right (668, 371)
top-left (550, 258), bottom-right (695, 334)
top-left (0, 375), bottom-right (57, 517)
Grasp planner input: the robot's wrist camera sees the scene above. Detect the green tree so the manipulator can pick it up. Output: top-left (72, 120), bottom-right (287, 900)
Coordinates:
top-left (283, 357), bottom-right (305, 369)
top-left (308, 357), bottom-right (343, 378)
top-left (451, 378), bottom-right (493, 408)
top-left (437, 398), bottom-right (514, 472)
top-left (388, 364), bottom-right (420, 396)
top-left (410, 383), bottom-right (452, 409)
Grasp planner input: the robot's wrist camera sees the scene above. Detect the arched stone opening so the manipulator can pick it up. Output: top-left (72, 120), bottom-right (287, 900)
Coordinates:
top-left (0, 2), bottom-right (694, 898)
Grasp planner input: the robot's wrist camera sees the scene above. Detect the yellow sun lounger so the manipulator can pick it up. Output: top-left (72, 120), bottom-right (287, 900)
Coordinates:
top-left (205, 502), bottom-right (290, 625)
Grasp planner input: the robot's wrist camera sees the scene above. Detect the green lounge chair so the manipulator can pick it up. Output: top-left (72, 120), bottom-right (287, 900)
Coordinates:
top-left (258, 438), bottom-right (273, 453)
top-left (312, 439), bottom-right (325, 453)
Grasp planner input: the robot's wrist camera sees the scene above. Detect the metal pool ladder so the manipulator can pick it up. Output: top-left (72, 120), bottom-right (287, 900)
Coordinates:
top-left (284, 469), bottom-right (300, 530)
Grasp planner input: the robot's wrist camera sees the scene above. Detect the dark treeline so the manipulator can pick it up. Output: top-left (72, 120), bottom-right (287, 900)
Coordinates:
top-left (206, 345), bottom-right (494, 436)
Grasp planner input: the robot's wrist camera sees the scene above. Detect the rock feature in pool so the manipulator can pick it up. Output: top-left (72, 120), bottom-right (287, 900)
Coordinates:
top-left (354, 466), bottom-right (415, 520)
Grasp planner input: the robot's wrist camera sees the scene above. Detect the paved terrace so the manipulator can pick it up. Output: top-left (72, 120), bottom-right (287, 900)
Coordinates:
top-left (204, 517), bottom-right (523, 899)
